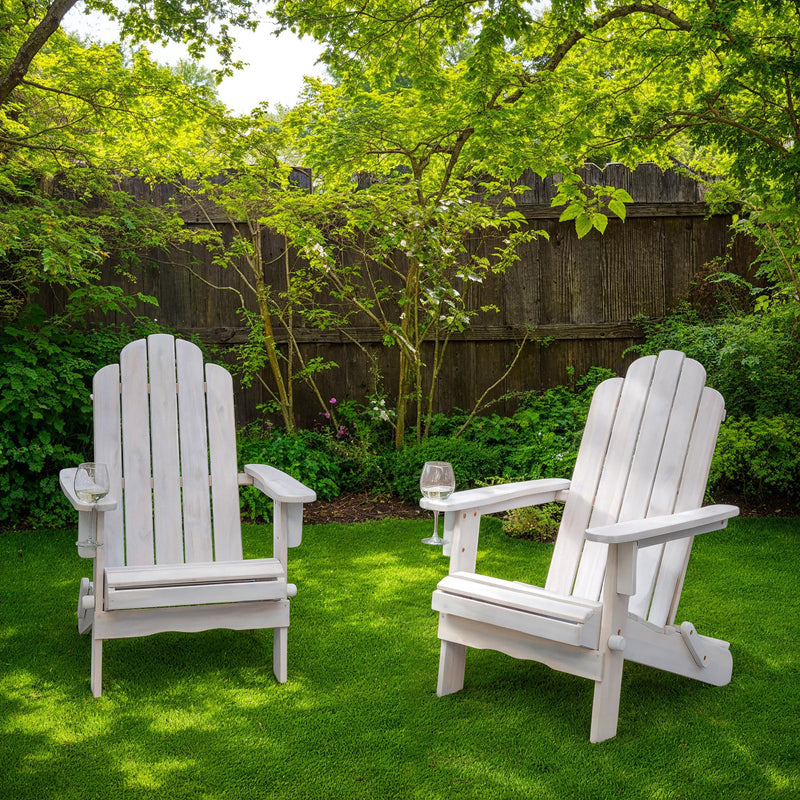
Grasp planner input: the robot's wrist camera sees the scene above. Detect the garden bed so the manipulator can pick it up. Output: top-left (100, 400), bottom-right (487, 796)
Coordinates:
top-left (302, 489), bottom-right (800, 526)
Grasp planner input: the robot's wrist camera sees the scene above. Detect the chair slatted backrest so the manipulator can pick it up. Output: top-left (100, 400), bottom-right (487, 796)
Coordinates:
top-left (93, 334), bottom-right (243, 568)
top-left (545, 351), bottom-right (724, 627)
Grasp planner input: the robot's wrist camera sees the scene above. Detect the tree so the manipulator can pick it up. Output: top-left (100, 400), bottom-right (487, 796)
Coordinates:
top-left (271, 74), bottom-right (548, 447)
top-left (172, 123), bottom-right (339, 433)
top-left (272, 0), bottom-right (800, 300)
top-left (0, 20), bottom-right (235, 318)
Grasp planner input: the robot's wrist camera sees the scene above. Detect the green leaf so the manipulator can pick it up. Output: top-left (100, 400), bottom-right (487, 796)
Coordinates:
top-left (608, 199), bottom-right (627, 221)
top-left (558, 204), bottom-right (582, 222)
top-left (575, 214), bottom-right (593, 238)
top-left (592, 213), bottom-right (608, 234)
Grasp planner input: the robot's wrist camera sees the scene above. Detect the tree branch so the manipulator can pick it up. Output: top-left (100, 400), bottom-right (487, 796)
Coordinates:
top-left (546, 3), bottom-right (692, 73)
top-left (0, 0), bottom-right (79, 106)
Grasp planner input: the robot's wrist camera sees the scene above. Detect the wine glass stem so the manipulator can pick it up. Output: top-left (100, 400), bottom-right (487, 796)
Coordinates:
top-left (433, 510), bottom-right (439, 539)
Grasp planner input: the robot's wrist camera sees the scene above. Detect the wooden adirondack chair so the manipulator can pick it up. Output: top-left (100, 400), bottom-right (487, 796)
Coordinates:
top-left (423, 350), bottom-right (739, 742)
top-left (59, 334), bottom-right (316, 696)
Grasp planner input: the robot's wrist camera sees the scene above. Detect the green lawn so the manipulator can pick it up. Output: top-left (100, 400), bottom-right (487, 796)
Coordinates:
top-left (1, 516), bottom-right (798, 799)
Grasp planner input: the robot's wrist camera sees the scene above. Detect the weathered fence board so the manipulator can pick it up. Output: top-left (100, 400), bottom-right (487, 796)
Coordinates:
top-left (36, 164), bottom-right (758, 428)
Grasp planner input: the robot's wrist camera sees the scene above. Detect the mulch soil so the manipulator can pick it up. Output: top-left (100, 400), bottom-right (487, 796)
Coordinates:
top-left (302, 489), bottom-right (800, 525)
top-left (302, 492), bottom-right (424, 525)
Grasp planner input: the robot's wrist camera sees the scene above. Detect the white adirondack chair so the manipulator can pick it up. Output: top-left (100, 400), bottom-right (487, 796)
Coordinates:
top-left (59, 334), bottom-right (316, 696)
top-left (424, 350), bottom-right (739, 742)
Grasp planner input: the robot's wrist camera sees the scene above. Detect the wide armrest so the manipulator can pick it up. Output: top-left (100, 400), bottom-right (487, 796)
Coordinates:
top-left (242, 464), bottom-right (317, 504)
top-left (420, 478), bottom-right (570, 515)
top-left (585, 505), bottom-right (739, 548)
top-left (59, 468), bottom-right (117, 513)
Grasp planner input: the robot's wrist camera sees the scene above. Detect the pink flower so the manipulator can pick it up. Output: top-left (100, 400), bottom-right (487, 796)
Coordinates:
top-left (329, 397), bottom-right (337, 404)
top-left (324, 412), bottom-right (330, 419)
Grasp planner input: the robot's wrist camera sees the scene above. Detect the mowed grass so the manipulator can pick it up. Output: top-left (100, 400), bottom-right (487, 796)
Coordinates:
top-left (1, 515), bottom-right (798, 799)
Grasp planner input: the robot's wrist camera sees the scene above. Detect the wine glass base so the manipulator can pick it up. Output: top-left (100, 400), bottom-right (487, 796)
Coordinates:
top-left (421, 535), bottom-right (444, 545)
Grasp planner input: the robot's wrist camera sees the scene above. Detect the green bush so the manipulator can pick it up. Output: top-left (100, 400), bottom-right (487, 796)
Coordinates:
top-left (386, 436), bottom-right (504, 502)
top-left (0, 306), bottom-right (163, 528)
top-left (325, 398), bottom-right (392, 494)
top-left (710, 415), bottom-right (800, 498)
top-left (633, 303), bottom-right (800, 500)
top-left (502, 502), bottom-right (564, 542)
top-left (236, 426), bottom-right (344, 520)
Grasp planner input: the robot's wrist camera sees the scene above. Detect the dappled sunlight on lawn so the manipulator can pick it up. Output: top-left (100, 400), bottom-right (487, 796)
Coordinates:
top-left (0, 518), bottom-right (797, 799)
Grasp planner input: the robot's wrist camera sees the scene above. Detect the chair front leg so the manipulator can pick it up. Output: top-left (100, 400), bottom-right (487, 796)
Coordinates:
top-left (590, 542), bottom-right (635, 743)
top-left (447, 509), bottom-right (483, 574)
top-left (89, 512), bottom-right (106, 698)
top-left (273, 627), bottom-right (288, 684)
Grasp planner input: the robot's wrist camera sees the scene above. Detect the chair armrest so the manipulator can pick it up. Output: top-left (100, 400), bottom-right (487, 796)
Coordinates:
top-left (585, 505), bottom-right (739, 548)
top-left (420, 478), bottom-right (570, 516)
top-left (242, 465), bottom-right (316, 551)
top-left (242, 465), bottom-right (317, 504)
top-left (59, 468), bottom-right (117, 513)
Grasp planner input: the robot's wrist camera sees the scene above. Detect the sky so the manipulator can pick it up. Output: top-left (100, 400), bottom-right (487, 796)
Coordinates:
top-left (62, 4), bottom-right (327, 115)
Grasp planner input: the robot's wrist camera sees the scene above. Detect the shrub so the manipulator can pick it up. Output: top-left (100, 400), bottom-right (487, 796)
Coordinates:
top-left (461, 366), bottom-right (613, 481)
top-left (502, 502), bottom-right (564, 542)
top-left (387, 436), bottom-right (504, 502)
top-left (325, 397), bottom-right (393, 494)
top-left (633, 304), bottom-right (800, 418)
top-left (710, 415), bottom-right (800, 498)
top-left (0, 306), bottom-right (163, 528)
top-left (236, 426), bottom-right (343, 520)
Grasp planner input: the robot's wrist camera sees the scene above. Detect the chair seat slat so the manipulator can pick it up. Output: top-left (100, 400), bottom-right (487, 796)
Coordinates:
top-left (106, 557), bottom-right (285, 588)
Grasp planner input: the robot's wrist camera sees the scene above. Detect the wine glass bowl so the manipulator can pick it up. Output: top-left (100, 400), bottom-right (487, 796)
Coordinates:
top-left (74, 462), bottom-right (110, 504)
top-left (420, 461), bottom-right (455, 545)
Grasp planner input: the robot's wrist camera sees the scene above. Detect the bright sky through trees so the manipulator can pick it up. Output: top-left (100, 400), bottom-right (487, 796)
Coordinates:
top-left (63, 3), bottom-right (326, 114)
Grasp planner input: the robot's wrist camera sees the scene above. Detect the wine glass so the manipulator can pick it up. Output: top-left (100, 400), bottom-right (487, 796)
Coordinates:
top-left (74, 463), bottom-right (109, 549)
top-left (75, 463), bottom-right (110, 504)
top-left (420, 461), bottom-right (455, 545)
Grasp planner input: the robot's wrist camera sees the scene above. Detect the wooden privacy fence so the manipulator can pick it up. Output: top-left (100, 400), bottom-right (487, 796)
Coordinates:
top-left (42, 163), bottom-right (757, 428)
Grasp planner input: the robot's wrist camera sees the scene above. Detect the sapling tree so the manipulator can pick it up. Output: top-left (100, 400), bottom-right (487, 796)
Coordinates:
top-left (274, 78), bottom-right (545, 447)
top-left (172, 122), bottom-right (341, 433)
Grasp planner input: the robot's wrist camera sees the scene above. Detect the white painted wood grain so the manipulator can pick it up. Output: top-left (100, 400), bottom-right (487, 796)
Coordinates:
top-left (629, 357), bottom-right (705, 618)
top-left (93, 364), bottom-right (125, 567)
top-left (176, 338), bottom-right (213, 562)
top-left (92, 600), bottom-right (291, 639)
top-left (120, 339), bottom-right (154, 566)
top-left (652, 387), bottom-right (726, 627)
top-left (433, 590), bottom-right (600, 648)
top-left (106, 558), bottom-right (284, 588)
top-left (546, 378), bottom-right (622, 595)
top-left (206, 363), bottom-right (242, 561)
top-left (573, 355), bottom-right (656, 601)
top-left (147, 334), bottom-right (183, 564)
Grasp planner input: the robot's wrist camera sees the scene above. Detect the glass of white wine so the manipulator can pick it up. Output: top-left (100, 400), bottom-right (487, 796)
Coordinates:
top-left (74, 463), bottom-right (109, 549)
top-left (420, 461), bottom-right (455, 546)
